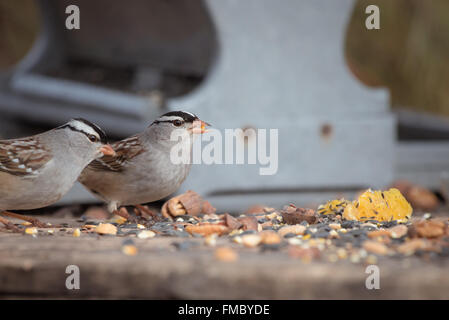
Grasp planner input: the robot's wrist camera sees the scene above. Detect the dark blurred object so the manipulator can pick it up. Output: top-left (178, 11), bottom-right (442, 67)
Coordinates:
top-left (346, 0), bottom-right (449, 192)
top-left (54, 0), bottom-right (216, 77)
top-left (0, 0), bottom-right (217, 137)
top-left (347, 0), bottom-right (449, 121)
top-left (391, 179), bottom-right (440, 211)
top-left (45, 0), bottom-right (217, 96)
top-left (0, 0), bottom-right (40, 69)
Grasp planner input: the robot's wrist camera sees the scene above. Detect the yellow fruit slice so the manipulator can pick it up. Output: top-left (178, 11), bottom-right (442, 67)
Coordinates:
top-left (343, 188), bottom-right (412, 222)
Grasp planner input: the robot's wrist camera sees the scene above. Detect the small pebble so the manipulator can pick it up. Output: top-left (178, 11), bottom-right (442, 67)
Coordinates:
top-left (261, 243), bottom-right (284, 251)
top-left (287, 238), bottom-right (302, 245)
top-left (363, 241), bottom-right (388, 255)
top-left (365, 255), bottom-right (378, 264)
top-left (329, 230), bottom-right (339, 239)
top-left (137, 230), bottom-right (156, 239)
top-left (329, 223), bottom-right (341, 230)
top-left (215, 247), bottom-right (238, 262)
top-left (278, 225), bottom-right (306, 237)
top-left (361, 223), bottom-right (378, 229)
top-left (423, 213), bottom-right (432, 220)
top-left (205, 235), bottom-right (217, 247)
top-left (337, 248), bottom-right (347, 259)
top-left (341, 221), bottom-right (355, 229)
top-left (122, 245), bottom-right (138, 256)
top-left (367, 229), bottom-right (391, 238)
top-left (284, 233), bottom-right (298, 239)
top-left (241, 234), bottom-right (262, 248)
top-left (260, 231), bottom-right (281, 244)
top-left (390, 225), bottom-right (408, 239)
top-left (350, 253), bottom-right (361, 263)
top-left (232, 236), bottom-right (243, 244)
top-left (172, 241), bottom-right (198, 251)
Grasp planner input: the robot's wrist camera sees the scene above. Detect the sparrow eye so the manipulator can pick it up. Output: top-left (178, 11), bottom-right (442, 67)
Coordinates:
top-left (88, 134), bottom-right (99, 143)
top-left (173, 120), bottom-right (183, 127)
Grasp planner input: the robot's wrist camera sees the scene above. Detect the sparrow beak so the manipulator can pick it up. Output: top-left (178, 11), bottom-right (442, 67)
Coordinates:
top-left (191, 120), bottom-right (211, 134)
top-left (99, 144), bottom-right (116, 156)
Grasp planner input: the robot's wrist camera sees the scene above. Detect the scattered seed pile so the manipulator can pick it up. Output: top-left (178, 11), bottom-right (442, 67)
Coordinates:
top-left (13, 189), bottom-right (449, 265)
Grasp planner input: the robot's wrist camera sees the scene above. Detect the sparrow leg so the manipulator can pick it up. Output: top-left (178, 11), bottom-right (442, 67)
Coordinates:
top-left (0, 215), bottom-right (22, 232)
top-left (113, 207), bottom-right (132, 221)
top-left (135, 204), bottom-right (159, 219)
top-left (0, 211), bottom-right (48, 228)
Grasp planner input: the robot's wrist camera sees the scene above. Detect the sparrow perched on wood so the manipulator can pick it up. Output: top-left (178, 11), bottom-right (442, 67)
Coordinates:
top-left (0, 119), bottom-right (115, 231)
top-left (78, 111), bottom-right (209, 217)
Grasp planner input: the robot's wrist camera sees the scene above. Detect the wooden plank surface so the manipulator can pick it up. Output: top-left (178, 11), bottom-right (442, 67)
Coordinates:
top-left (0, 217), bottom-right (448, 299)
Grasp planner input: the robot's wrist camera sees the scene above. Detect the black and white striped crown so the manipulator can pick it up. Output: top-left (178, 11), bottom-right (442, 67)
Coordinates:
top-left (153, 111), bottom-right (199, 124)
top-left (57, 118), bottom-right (108, 144)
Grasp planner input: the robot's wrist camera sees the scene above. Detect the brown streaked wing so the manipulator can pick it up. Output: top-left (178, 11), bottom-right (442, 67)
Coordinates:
top-left (0, 137), bottom-right (52, 177)
top-left (88, 135), bottom-right (144, 172)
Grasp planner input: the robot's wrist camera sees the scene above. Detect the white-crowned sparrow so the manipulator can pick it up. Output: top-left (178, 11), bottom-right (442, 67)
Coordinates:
top-left (78, 111), bottom-right (209, 216)
top-left (0, 118), bottom-right (115, 231)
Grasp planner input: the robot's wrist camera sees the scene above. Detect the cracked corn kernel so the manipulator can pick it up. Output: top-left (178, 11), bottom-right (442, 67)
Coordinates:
top-left (302, 234), bottom-right (311, 240)
top-left (122, 245), bottom-right (138, 256)
top-left (73, 228), bottom-right (81, 237)
top-left (25, 227), bottom-right (38, 235)
top-left (266, 212), bottom-right (278, 220)
top-left (111, 215), bottom-right (127, 225)
top-left (343, 188), bottom-right (412, 222)
top-left (229, 229), bottom-right (243, 236)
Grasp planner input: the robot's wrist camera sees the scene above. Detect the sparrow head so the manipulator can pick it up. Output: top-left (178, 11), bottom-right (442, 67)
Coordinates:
top-left (150, 110), bottom-right (210, 135)
top-left (57, 118), bottom-right (115, 158)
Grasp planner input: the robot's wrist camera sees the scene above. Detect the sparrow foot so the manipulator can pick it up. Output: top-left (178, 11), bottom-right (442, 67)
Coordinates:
top-left (135, 205), bottom-right (161, 221)
top-left (0, 211), bottom-right (49, 228)
top-left (113, 207), bottom-right (139, 224)
top-left (0, 216), bottom-right (22, 233)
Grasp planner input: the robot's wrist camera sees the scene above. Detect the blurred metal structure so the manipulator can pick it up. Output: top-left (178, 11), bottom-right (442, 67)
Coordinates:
top-left (173, 0), bottom-right (394, 209)
top-left (0, 0), bottom-right (398, 209)
top-left (0, 0), bottom-right (216, 137)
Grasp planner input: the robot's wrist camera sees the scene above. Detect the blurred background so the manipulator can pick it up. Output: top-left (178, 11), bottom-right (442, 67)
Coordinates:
top-left (0, 0), bottom-right (448, 211)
